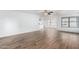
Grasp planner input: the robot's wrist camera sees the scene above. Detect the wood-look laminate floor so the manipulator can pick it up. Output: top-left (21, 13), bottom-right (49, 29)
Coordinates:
top-left (0, 28), bottom-right (79, 49)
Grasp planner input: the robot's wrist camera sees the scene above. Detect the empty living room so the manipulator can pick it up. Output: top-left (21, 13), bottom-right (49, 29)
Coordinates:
top-left (0, 10), bottom-right (79, 49)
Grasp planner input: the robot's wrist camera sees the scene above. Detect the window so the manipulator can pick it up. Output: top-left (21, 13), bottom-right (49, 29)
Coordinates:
top-left (61, 16), bottom-right (79, 28)
top-left (70, 17), bottom-right (77, 28)
top-left (61, 17), bottom-right (69, 27)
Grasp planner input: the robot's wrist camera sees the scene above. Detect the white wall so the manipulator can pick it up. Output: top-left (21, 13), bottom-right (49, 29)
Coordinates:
top-left (1, 10), bottom-right (79, 37)
top-left (0, 11), bottom-right (40, 37)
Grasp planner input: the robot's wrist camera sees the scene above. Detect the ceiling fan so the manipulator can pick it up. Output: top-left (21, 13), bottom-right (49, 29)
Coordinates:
top-left (41, 10), bottom-right (54, 16)
top-left (39, 10), bottom-right (54, 21)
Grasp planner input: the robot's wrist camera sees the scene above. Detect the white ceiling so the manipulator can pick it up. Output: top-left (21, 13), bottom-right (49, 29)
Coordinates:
top-left (0, 10), bottom-right (79, 16)
top-left (0, 10), bottom-right (42, 15)
top-left (19, 10), bottom-right (79, 16)
top-left (16, 10), bottom-right (42, 15)
top-left (56, 10), bottom-right (79, 15)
